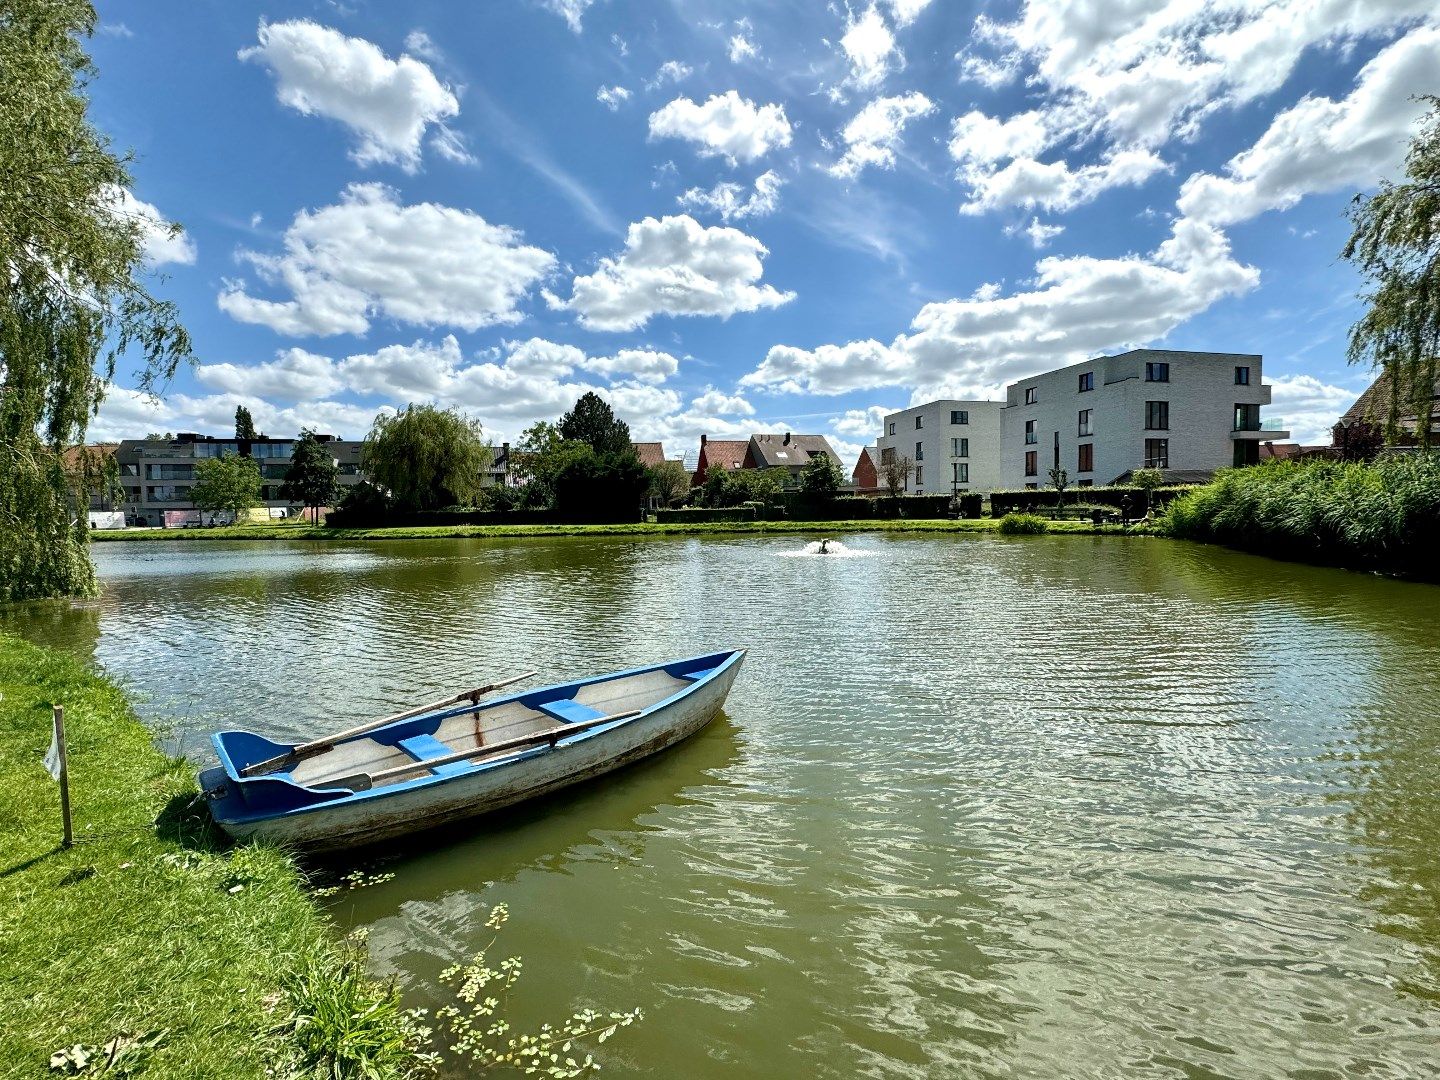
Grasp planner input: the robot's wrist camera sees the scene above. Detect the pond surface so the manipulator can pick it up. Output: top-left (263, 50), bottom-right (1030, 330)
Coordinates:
top-left (8, 534), bottom-right (1440, 1078)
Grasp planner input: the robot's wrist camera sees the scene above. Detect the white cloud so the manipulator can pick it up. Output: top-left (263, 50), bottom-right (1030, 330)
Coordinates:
top-left (195, 348), bottom-right (341, 400)
top-left (646, 60), bottom-right (693, 91)
top-left (690, 387), bottom-right (756, 415)
top-left (90, 386), bottom-right (387, 443)
top-left (742, 218), bottom-right (1257, 395)
top-left (579, 348), bottom-right (681, 384)
top-left (548, 214), bottom-right (795, 332)
top-left (677, 170), bottom-right (783, 222)
top-left (830, 92), bottom-right (935, 178)
top-left (841, 6), bottom-right (900, 90)
top-left (884, 0), bottom-right (932, 26)
top-left (105, 187), bottom-right (196, 266)
top-left (218, 183), bottom-right (555, 337)
top-left (1004, 217), bottom-right (1066, 249)
top-left (648, 91), bottom-right (792, 164)
top-left (949, 110), bottom-right (1050, 166)
top-left (239, 20), bottom-right (460, 172)
top-left (829, 406), bottom-right (888, 437)
top-left (596, 84), bottom-right (631, 110)
top-left (539, 0), bottom-right (594, 33)
top-left (1266, 374), bottom-right (1358, 444)
top-left (959, 148), bottom-right (1169, 215)
top-left (728, 34), bottom-right (758, 63)
top-left (1177, 26), bottom-right (1440, 229)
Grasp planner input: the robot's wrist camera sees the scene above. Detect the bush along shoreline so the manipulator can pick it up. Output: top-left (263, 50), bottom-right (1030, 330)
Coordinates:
top-left (1161, 454), bottom-right (1440, 580)
top-left (0, 631), bottom-right (430, 1079)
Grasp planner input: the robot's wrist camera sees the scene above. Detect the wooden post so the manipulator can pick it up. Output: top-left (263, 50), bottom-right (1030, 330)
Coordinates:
top-left (54, 706), bottom-right (73, 849)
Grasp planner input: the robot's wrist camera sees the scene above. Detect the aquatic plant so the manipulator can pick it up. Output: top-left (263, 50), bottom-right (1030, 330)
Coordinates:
top-left (997, 513), bottom-right (1049, 535)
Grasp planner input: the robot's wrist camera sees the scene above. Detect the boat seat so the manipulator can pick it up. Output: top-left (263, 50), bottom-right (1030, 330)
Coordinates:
top-left (679, 666), bottom-right (719, 683)
top-left (538, 698), bottom-right (609, 725)
top-left (397, 733), bottom-right (471, 778)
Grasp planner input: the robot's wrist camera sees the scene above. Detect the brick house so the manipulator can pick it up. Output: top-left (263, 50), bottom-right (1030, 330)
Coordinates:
top-left (852, 445), bottom-right (880, 494)
top-left (693, 434), bottom-right (750, 485)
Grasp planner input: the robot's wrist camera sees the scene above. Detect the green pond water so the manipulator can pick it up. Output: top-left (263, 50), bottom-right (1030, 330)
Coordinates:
top-left (7, 533), bottom-right (1440, 1078)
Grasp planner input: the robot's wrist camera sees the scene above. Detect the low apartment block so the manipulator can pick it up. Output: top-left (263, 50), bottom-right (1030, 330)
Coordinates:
top-left (1000, 349), bottom-right (1287, 489)
top-left (115, 433), bottom-right (364, 526)
top-left (874, 400), bottom-right (1004, 494)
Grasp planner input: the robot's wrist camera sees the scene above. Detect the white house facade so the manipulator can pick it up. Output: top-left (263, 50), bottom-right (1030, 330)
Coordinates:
top-left (998, 349), bottom-right (1288, 488)
top-left (875, 400), bottom-right (1004, 494)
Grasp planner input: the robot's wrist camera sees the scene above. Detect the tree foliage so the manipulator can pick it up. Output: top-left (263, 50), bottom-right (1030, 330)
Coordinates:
top-left (878, 454), bottom-right (913, 499)
top-left (799, 453), bottom-right (844, 498)
top-left (190, 454), bottom-right (261, 520)
top-left (0, 1), bottom-right (191, 601)
top-left (559, 392), bottom-right (632, 457)
top-left (648, 459), bottom-right (691, 507)
top-left (1331, 418), bottom-right (1384, 462)
top-left (702, 465), bottom-right (781, 508)
top-left (234, 405), bottom-right (257, 441)
top-left (282, 429), bottom-right (340, 523)
top-left (360, 405), bottom-right (492, 512)
top-left (1048, 465), bottom-right (1070, 515)
top-left (1342, 96), bottom-right (1440, 447)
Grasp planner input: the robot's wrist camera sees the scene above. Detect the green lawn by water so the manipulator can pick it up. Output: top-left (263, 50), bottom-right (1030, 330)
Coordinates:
top-left (92, 516), bottom-right (1134, 543)
top-left (0, 633), bottom-right (422, 1078)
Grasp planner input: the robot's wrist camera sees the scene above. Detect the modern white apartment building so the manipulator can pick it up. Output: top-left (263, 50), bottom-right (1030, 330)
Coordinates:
top-left (875, 400), bottom-right (1004, 494)
top-left (999, 349), bottom-right (1288, 488)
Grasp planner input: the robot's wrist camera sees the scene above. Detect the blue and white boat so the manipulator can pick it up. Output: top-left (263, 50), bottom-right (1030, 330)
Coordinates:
top-left (200, 650), bottom-right (745, 853)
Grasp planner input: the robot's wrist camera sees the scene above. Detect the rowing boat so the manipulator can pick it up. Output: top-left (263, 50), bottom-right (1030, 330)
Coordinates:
top-left (199, 649), bottom-right (745, 853)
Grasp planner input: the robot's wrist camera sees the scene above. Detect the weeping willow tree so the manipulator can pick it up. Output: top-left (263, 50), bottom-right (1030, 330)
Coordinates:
top-left (0, 1), bottom-right (191, 602)
top-left (1342, 96), bottom-right (1440, 448)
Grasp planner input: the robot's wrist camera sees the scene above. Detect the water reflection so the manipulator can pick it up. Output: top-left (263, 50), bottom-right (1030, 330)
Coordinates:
top-left (6, 534), bottom-right (1440, 1077)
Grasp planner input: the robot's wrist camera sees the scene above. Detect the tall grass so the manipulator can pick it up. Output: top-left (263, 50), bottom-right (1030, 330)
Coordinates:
top-left (1161, 454), bottom-right (1440, 576)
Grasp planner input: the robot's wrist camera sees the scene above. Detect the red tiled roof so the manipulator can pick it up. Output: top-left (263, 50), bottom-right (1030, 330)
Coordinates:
top-left (632, 441), bottom-right (666, 468)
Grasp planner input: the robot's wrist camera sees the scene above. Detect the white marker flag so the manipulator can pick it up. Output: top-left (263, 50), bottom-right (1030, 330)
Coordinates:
top-left (44, 726), bottom-right (63, 780)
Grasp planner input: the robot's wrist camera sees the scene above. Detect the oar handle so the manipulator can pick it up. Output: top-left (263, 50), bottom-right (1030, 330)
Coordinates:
top-left (240, 670), bottom-right (540, 777)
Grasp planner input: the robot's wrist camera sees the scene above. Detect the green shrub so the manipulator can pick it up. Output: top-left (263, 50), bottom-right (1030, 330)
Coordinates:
top-left (997, 512), bottom-right (1049, 535)
top-left (1160, 454), bottom-right (1440, 576)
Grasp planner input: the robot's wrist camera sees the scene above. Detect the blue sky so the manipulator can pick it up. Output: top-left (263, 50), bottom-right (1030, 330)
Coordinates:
top-left (90, 0), bottom-right (1440, 464)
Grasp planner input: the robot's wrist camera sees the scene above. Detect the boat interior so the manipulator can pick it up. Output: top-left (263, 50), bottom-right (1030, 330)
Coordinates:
top-left (285, 659), bottom-right (722, 790)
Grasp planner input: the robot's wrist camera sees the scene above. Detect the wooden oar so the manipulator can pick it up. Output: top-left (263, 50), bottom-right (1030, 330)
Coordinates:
top-left (241, 671), bottom-right (539, 777)
top-left (323, 709), bottom-right (644, 793)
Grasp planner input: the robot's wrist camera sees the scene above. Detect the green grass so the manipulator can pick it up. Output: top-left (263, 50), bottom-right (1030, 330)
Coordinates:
top-left (0, 632), bottom-right (426, 1079)
top-left (93, 516), bottom-right (1140, 543)
top-left (997, 513), bottom-right (1049, 535)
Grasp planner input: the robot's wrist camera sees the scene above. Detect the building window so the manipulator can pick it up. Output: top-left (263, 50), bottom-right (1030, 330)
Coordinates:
top-left (1024, 419), bottom-right (1037, 444)
top-left (914, 465), bottom-right (923, 485)
top-left (952, 437), bottom-right (969, 458)
top-left (1077, 479), bottom-right (1093, 488)
top-left (880, 447), bottom-right (895, 465)
top-left (1145, 361), bottom-right (1170, 382)
top-left (953, 462), bottom-right (969, 484)
top-left (1024, 450), bottom-right (1037, 476)
top-left (1234, 403), bottom-right (1260, 431)
top-left (1078, 371), bottom-right (1094, 392)
top-left (951, 409), bottom-right (969, 425)
top-left (1235, 365), bottom-right (1250, 386)
top-left (1078, 408), bottom-right (1093, 437)
top-left (1078, 443), bottom-right (1094, 472)
top-left (1024, 386), bottom-right (1038, 405)
top-left (1144, 439), bottom-right (1168, 469)
top-left (888, 422), bottom-right (896, 436)
top-left (914, 441), bottom-right (924, 461)
top-left (915, 415), bottom-right (923, 429)
top-left (1025, 482), bottom-right (1038, 490)
top-left (1145, 400), bottom-right (1169, 430)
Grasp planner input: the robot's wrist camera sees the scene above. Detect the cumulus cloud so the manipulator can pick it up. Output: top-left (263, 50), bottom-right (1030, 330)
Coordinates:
top-left (742, 218), bottom-right (1257, 395)
top-left (90, 386), bottom-right (386, 443)
top-left (548, 214), bottom-right (794, 331)
top-left (104, 187), bottom-right (196, 266)
top-left (195, 348), bottom-right (341, 400)
top-left (728, 33), bottom-right (758, 63)
top-left (648, 91), bottom-right (792, 164)
top-left (841, 6), bottom-right (901, 89)
top-left (690, 386), bottom-right (756, 415)
top-left (646, 60), bottom-right (693, 91)
top-left (1004, 217), bottom-right (1065, 249)
top-left (1266, 373), bottom-right (1359, 444)
top-left (676, 170), bottom-right (783, 222)
top-left (239, 19), bottom-right (461, 171)
top-left (578, 348), bottom-right (681, 384)
top-left (884, 0), bottom-right (932, 26)
top-left (959, 148), bottom-right (1169, 215)
top-left (1177, 27), bottom-right (1440, 228)
top-left (218, 183), bottom-right (555, 337)
top-left (829, 405), bottom-right (889, 438)
top-left (830, 92), bottom-right (934, 178)
top-left (596, 84), bottom-right (631, 110)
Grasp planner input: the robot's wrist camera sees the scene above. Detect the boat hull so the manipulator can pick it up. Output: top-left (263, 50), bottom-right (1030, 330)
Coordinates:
top-left (205, 653), bottom-right (741, 853)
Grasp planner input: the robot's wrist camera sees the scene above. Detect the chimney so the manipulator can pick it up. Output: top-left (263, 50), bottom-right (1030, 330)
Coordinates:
top-left (783, 431), bottom-right (791, 445)
top-left (701, 433), bottom-right (708, 446)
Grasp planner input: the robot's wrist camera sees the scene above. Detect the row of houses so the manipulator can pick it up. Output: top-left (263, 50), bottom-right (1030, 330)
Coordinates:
top-left (854, 348), bottom-right (1289, 494)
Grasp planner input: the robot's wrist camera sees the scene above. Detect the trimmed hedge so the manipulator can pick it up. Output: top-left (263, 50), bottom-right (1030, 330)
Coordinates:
top-left (989, 485), bottom-right (1194, 516)
top-left (655, 506), bottom-right (758, 523)
top-left (327, 508), bottom-right (612, 528)
top-left (997, 512), bottom-right (1048, 535)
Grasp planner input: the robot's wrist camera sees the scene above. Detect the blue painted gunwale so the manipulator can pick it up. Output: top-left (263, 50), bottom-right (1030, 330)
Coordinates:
top-left (205, 649), bottom-right (743, 828)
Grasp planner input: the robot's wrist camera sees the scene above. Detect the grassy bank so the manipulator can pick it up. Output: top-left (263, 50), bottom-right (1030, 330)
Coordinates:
top-left (0, 632), bottom-right (424, 1079)
top-left (92, 516), bottom-right (1140, 543)
top-left (1161, 454), bottom-right (1440, 578)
